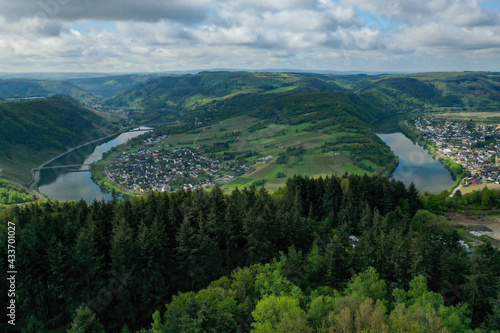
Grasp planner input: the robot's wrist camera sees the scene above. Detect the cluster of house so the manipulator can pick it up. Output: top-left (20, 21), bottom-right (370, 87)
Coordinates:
top-left (107, 145), bottom-right (249, 192)
top-left (414, 118), bottom-right (500, 186)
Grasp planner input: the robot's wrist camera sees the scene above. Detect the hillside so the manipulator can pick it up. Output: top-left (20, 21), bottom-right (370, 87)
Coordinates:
top-left (0, 79), bottom-right (98, 104)
top-left (0, 95), bottom-right (116, 183)
top-left (102, 71), bottom-right (345, 110)
top-left (354, 72), bottom-right (500, 113)
top-left (68, 74), bottom-right (155, 98)
top-left (98, 71), bottom-right (500, 127)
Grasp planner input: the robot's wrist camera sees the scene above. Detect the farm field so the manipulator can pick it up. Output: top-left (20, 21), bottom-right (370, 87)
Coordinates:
top-left (433, 112), bottom-right (500, 122)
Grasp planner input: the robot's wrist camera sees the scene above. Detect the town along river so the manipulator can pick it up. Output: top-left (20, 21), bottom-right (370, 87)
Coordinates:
top-left (38, 127), bottom-right (152, 202)
top-left (377, 133), bottom-right (454, 194)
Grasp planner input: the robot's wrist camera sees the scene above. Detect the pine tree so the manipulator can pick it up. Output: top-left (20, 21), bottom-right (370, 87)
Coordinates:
top-left (73, 228), bottom-right (105, 299)
top-left (175, 215), bottom-right (203, 291)
top-left (324, 234), bottom-right (348, 288)
top-left (108, 218), bottom-right (138, 330)
top-left (407, 183), bottom-right (422, 216)
top-left (47, 238), bottom-right (74, 324)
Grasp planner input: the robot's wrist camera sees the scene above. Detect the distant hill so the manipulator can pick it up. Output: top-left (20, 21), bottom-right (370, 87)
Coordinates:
top-left (0, 95), bottom-right (116, 183)
top-left (102, 71), bottom-right (345, 110)
top-left (100, 71), bottom-right (500, 124)
top-left (67, 74), bottom-right (156, 98)
top-left (354, 72), bottom-right (500, 113)
top-left (0, 79), bottom-right (98, 104)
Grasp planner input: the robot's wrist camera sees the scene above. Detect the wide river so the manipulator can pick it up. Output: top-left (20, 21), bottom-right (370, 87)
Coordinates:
top-left (38, 127), bottom-right (152, 202)
top-left (38, 129), bottom-right (452, 202)
top-left (377, 132), bottom-right (454, 194)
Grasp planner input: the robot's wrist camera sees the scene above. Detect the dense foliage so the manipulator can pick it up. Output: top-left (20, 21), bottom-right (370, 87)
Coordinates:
top-left (0, 96), bottom-right (111, 153)
top-left (425, 186), bottom-right (500, 213)
top-left (0, 180), bottom-right (37, 205)
top-left (1, 175), bottom-right (499, 332)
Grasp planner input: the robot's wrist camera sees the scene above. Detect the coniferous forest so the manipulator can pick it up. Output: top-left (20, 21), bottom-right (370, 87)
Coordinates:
top-left (1, 174), bottom-right (500, 332)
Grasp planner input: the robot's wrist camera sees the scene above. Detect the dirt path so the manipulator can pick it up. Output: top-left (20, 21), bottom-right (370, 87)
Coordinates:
top-left (193, 129), bottom-right (205, 145)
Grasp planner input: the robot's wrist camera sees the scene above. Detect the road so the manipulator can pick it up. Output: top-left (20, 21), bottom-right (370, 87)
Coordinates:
top-left (449, 184), bottom-right (463, 197)
top-left (28, 129), bottom-right (124, 190)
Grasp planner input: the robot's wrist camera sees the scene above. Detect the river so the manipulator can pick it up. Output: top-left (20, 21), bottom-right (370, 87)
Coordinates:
top-left (377, 132), bottom-right (454, 194)
top-left (38, 127), bottom-right (152, 202)
top-left (38, 129), bottom-right (452, 202)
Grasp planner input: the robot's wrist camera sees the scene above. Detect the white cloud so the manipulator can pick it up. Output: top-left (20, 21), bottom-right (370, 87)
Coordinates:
top-left (0, 0), bottom-right (499, 72)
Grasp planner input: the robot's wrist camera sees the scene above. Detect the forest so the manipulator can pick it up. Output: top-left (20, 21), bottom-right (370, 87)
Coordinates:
top-left (1, 174), bottom-right (499, 332)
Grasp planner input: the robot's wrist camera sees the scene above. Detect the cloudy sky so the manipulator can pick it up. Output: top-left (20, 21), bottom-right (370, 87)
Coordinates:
top-left (1, 0), bottom-right (499, 73)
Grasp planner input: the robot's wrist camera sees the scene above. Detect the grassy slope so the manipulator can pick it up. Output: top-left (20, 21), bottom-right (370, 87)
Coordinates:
top-left (0, 96), bottom-right (116, 184)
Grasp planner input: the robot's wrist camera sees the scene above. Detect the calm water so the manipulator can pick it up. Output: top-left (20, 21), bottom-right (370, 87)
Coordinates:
top-left (38, 127), bottom-right (152, 202)
top-left (377, 132), bottom-right (454, 194)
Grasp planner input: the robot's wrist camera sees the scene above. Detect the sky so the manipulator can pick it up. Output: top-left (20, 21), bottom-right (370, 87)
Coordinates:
top-left (1, 0), bottom-right (499, 73)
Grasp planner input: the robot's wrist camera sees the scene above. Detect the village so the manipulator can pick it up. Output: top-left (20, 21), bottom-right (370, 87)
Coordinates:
top-left (414, 118), bottom-right (500, 187)
top-left (105, 135), bottom-right (250, 192)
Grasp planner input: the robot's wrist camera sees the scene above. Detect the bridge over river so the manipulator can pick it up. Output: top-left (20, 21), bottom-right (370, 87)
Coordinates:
top-left (29, 123), bottom-right (172, 191)
top-left (34, 161), bottom-right (120, 172)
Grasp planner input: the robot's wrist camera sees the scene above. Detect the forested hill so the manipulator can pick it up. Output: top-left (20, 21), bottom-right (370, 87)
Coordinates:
top-left (100, 71), bottom-right (500, 117)
top-left (101, 71), bottom-right (346, 110)
top-left (0, 79), bottom-right (98, 104)
top-left (247, 92), bottom-right (383, 124)
top-left (2, 174), bottom-right (499, 332)
top-left (66, 74), bottom-right (155, 99)
top-left (356, 73), bottom-right (500, 113)
top-left (0, 95), bottom-right (116, 183)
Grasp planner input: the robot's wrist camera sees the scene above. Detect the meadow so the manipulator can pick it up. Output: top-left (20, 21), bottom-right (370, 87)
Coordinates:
top-left (433, 112), bottom-right (500, 122)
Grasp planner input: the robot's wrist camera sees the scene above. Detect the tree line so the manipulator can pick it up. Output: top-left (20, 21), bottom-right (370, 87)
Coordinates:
top-left (1, 174), bottom-right (499, 332)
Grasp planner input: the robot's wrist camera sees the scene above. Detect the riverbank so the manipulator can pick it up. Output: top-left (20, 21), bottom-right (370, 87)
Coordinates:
top-left (32, 124), bottom-right (169, 200)
top-left (89, 130), bottom-right (145, 198)
top-left (35, 125), bottom-right (161, 202)
top-left (91, 163), bottom-right (140, 198)
top-left (399, 120), bottom-right (463, 194)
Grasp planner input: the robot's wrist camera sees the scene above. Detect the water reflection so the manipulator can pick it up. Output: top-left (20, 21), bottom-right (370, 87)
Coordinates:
top-left (377, 133), bottom-right (454, 194)
top-left (38, 127), bottom-right (152, 202)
